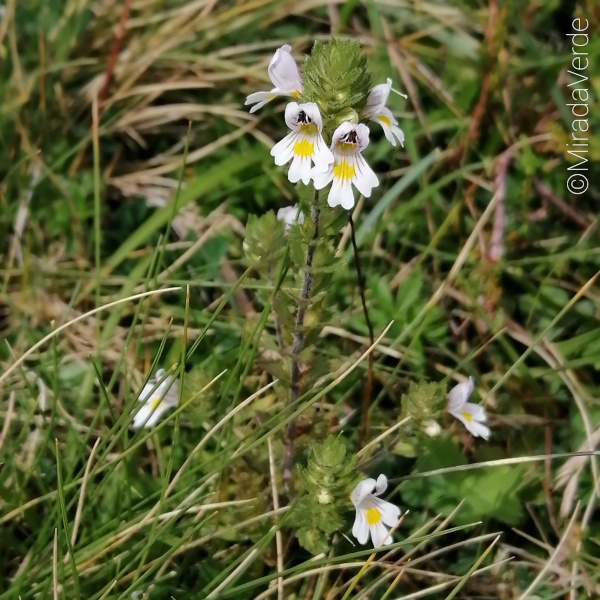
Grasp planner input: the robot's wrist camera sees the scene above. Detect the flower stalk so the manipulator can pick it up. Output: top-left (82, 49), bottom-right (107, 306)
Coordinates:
top-left (349, 214), bottom-right (375, 450)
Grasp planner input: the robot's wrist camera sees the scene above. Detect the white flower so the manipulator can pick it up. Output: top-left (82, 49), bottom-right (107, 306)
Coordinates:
top-left (277, 204), bottom-right (305, 231)
top-left (131, 369), bottom-right (178, 429)
top-left (270, 102), bottom-right (333, 184)
top-left (244, 45), bottom-right (302, 114)
top-left (312, 122), bottom-right (379, 210)
top-left (363, 78), bottom-right (405, 147)
top-left (351, 474), bottom-right (401, 548)
top-left (447, 376), bottom-right (490, 440)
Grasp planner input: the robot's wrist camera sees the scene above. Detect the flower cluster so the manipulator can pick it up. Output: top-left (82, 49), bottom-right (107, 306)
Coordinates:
top-left (245, 43), bottom-right (405, 211)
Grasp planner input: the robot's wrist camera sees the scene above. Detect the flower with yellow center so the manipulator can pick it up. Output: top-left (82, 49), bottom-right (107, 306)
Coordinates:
top-left (447, 376), bottom-right (490, 440)
top-left (363, 78), bottom-right (405, 147)
top-left (312, 122), bottom-right (379, 210)
top-left (270, 102), bottom-right (333, 185)
top-left (131, 369), bottom-right (178, 429)
top-left (244, 45), bottom-right (303, 114)
top-left (350, 474), bottom-right (401, 548)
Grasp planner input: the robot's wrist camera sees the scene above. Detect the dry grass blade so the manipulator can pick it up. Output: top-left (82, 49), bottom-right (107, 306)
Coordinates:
top-left (0, 287), bottom-right (181, 386)
top-left (71, 437), bottom-right (101, 547)
top-left (517, 502), bottom-right (581, 600)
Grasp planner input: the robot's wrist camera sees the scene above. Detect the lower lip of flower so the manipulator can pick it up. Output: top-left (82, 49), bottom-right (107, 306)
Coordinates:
top-left (293, 139), bottom-right (314, 157)
top-left (333, 160), bottom-right (355, 182)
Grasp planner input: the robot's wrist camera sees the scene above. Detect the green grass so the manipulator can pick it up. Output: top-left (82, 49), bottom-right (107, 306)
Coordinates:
top-left (1, 0), bottom-right (600, 598)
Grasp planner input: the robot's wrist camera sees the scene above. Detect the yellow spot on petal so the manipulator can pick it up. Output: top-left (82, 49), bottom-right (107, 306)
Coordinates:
top-left (151, 396), bottom-right (162, 411)
top-left (461, 411), bottom-right (472, 423)
top-left (332, 160), bottom-right (355, 182)
top-left (293, 139), bottom-right (314, 158)
top-left (366, 507), bottom-right (381, 526)
top-left (299, 123), bottom-right (318, 135)
top-left (290, 90), bottom-right (301, 99)
top-left (336, 141), bottom-right (356, 153)
top-left (378, 115), bottom-right (391, 127)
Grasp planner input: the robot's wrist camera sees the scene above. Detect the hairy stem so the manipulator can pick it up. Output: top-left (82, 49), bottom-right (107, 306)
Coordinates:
top-left (349, 214), bottom-right (374, 450)
top-left (283, 199), bottom-right (320, 489)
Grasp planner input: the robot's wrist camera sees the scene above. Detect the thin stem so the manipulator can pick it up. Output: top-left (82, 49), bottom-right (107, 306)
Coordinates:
top-left (283, 197), bottom-right (320, 489)
top-left (268, 266), bottom-right (286, 353)
top-left (349, 214), bottom-right (374, 450)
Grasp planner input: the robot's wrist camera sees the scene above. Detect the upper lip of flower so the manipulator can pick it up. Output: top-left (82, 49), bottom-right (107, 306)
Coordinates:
top-left (244, 45), bottom-right (302, 113)
top-left (447, 376), bottom-right (475, 413)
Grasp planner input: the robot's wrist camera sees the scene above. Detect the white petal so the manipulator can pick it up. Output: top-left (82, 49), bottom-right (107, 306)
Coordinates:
top-left (244, 91), bottom-right (273, 113)
top-left (144, 402), bottom-right (172, 428)
top-left (132, 403), bottom-right (152, 429)
top-left (328, 179), bottom-right (354, 210)
top-left (370, 521), bottom-right (392, 548)
top-left (352, 154), bottom-right (378, 198)
top-left (284, 102), bottom-right (301, 130)
top-left (447, 376), bottom-right (474, 412)
top-left (277, 205), bottom-right (304, 231)
top-left (352, 509), bottom-right (370, 544)
top-left (371, 497), bottom-right (401, 527)
top-left (468, 420), bottom-right (491, 440)
top-left (312, 165), bottom-right (333, 190)
top-left (450, 409), bottom-right (490, 440)
top-left (268, 45), bottom-right (302, 94)
top-left (374, 474), bottom-right (388, 495)
top-left (364, 78), bottom-right (392, 117)
top-left (331, 121), bottom-right (355, 145)
top-left (350, 478), bottom-right (377, 508)
top-left (154, 375), bottom-right (175, 400)
top-left (312, 135), bottom-right (334, 171)
top-left (301, 102), bottom-right (323, 132)
top-left (138, 381), bottom-right (156, 403)
top-left (270, 131), bottom-right (298, 166)
top-left (288, 156), bottom-right (312, 185)
top-left (354, 123), bottom-right (371, 152)
top-left (462, 402), bottom-right (487, 423)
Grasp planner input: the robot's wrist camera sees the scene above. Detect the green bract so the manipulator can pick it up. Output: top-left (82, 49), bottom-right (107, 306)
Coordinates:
top-left (294, 436), bottom-right (360, 554)
top-left (301, 39), bottom-right (372, 139)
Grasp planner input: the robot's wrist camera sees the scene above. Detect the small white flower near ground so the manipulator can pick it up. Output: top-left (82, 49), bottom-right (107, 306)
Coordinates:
top-left (363, 78), bottom-right (405, 147)
top-left (131, 369), bottom-right (178, 429)
top-left (351, 474), bottom-right (401, 548)
top-left (447, 376), bottom-right (490, 440)
top-left (270, 102), bottom-right (333, 184)
top-left (244, 45), bottom-right (302, 113)
top-left (277, 204), bottom-right (305, 231)
top-left (312, 122), bottom-right (379, 210)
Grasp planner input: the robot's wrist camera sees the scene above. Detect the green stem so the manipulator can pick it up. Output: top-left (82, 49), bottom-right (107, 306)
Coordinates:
top-left (283, 195), bottom-right (320, 488)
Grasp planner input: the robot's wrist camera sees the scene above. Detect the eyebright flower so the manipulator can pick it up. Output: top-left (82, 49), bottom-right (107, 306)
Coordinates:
top-left (270, 102), bottom-right (333, 185)
top-left (131, 369), bottom-right (178, 429)
top-left (447, 376), bottom-right (490, 440)
top-left (363, 78), bottom-right (405, 147)
top-left (244, 45), bottom-right (302, 114)
top-left (351, 474), bottom-right (401, 548)
top-left (277, 204), bottom-right (305, 231)
top-left (312, 122), bottom-right (379, 210)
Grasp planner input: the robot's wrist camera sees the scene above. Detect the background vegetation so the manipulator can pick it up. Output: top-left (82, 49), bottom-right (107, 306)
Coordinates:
top-left (1, 0), bottom-right (599, 598)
